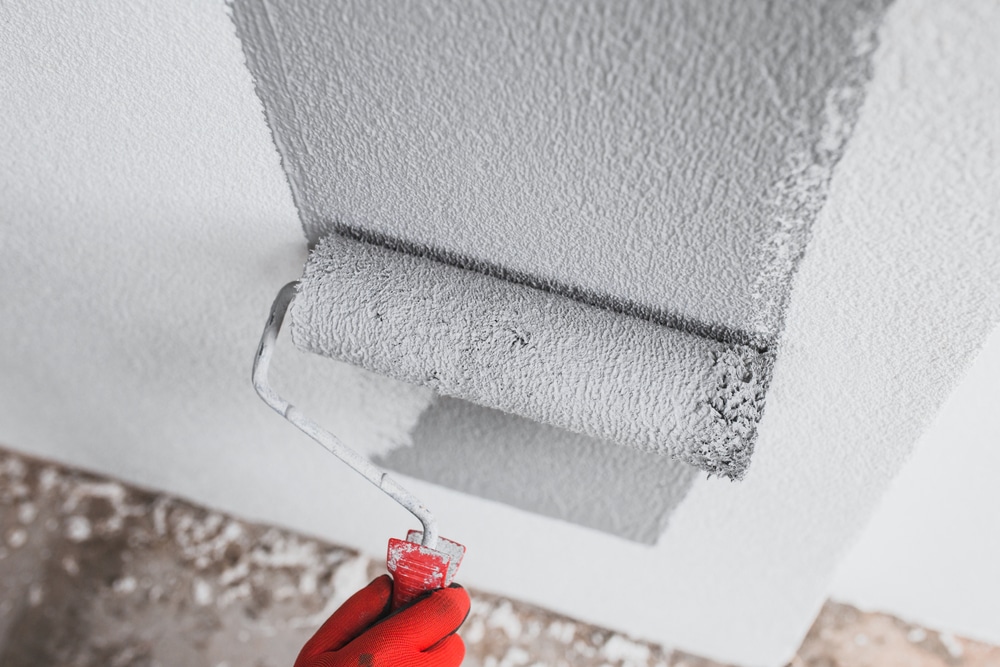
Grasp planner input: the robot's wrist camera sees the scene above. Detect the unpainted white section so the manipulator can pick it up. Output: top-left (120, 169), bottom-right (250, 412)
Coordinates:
top-left (831, 324), bottom-right (1000, 646)
top-left (0, 0), bottom-right (432, 531)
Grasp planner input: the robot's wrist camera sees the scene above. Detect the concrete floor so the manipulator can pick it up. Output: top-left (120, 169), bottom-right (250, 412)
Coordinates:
top-left (1, 447), bottom-right (997, 667)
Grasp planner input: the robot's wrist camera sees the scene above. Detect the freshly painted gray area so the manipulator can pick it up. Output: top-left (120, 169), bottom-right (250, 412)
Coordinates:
top-left (232, 0), bottom-right (888, 348)
top-left (378, 398), bottom-right (698, 544)
top-left (291, 235), bottom-right (771, 479)
top-left (231, 0), bottom-right (889, 536)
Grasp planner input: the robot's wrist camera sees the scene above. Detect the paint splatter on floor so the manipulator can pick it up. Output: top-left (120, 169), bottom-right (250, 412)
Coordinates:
top-left (0, 448), bottom-right (997, 667)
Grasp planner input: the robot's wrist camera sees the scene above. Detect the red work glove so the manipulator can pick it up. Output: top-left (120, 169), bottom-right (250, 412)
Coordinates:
top-left (294, 575), bottom-right (470, 667)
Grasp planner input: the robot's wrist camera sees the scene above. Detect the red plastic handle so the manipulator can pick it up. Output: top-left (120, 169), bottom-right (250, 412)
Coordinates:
top-left (386, 531), bottom-right (466, 611)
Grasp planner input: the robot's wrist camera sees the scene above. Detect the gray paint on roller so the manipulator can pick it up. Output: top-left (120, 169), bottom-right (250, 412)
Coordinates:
top-left (291, 235), bottom-right (772, 479)
top-left (378, 398), bottom-right (699, 544)
top-left (231, 0), bottom-right (888, 347)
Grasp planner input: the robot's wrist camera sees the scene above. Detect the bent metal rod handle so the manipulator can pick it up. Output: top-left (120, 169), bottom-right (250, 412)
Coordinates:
top-left (251, 281), bottom-right (440, 550)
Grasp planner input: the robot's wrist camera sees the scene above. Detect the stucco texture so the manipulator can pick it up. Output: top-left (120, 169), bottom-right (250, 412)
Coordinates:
top-left (232, 0), bottom-right (888, 348)
top-left (231, 0), bottom-right (890, 525)
top-left (2, 0), bottom-right (1000, 665)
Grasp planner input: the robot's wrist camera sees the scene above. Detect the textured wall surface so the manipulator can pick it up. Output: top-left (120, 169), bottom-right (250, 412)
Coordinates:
top-left (3, 0), bottom-right (1000, 666)
top-left (232, 0), bottom-right (888, 348)
top-left (232, 0), bottom-right (889, 527)
top-left (0, 0), bottom-right (434, 554)
top-left (831, 324), bottom-right (1000, 645)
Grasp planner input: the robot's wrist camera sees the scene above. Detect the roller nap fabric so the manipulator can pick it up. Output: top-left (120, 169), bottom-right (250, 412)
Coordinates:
top-left (290, 235), bottom-right (773, 479)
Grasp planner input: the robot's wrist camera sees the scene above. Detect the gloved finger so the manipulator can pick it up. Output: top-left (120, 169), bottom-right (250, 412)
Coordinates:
top-left (418, 632), bottom-right (466, 667)
top-left (373, 584), bottom-right (471, 651)
top-left (295, 575), bottom-right (393, 663)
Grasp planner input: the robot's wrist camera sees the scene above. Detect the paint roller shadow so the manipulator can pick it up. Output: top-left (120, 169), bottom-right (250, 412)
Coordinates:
top-left (376, 397), bottom-right (698, 544)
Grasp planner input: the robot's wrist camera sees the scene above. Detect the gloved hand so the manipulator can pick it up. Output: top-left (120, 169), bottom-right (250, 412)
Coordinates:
top-left (294, 574), bottom-right (470, 667)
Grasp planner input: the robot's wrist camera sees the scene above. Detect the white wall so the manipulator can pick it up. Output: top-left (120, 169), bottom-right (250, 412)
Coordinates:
top-left (0, 0), bottom-right (432, 557)
top-left (831, 324), bottom-right (1000, 645)
top-left (2, 1), bottom-right (999, 666)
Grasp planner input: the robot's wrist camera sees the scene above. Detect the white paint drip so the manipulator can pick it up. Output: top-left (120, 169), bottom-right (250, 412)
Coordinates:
top-left (6, 528), bottom-right (27, 549)
top-left (193, 578), bottom-right (214, 606)
top-left (17, 502), bottom-right (36, 524)
top-left (940, 632), bottom-right (964, 658)
top-left (65, 516), bottom-right (92, 542)
top-left (602, 634), bottom-right (653, 664)
top-left (113, 576), bottom-right (138, 595)
top-left (488, 601), bottom-right (524, 640)
top-left (28, 583), bottom-right (43, 606)
top-left (62, 556), bottom-right (79, 576)
top-left (547, 620), bottom-right (577, 643)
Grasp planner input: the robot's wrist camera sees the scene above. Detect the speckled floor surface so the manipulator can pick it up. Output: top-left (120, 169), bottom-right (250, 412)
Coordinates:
top-left (1, 448), bottom-right (997, 667)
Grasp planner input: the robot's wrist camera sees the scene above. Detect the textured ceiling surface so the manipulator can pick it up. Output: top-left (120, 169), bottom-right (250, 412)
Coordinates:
top-left (230, 0), bottom-right (891, 540)
top-left (232, 0), bottom-right (890, 349)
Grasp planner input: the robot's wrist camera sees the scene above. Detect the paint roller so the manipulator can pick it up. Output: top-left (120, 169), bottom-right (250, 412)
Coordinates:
top-left (254, 230), bottom-right (772, 602)
top-left (291, 232), bottom-right (772, 479)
